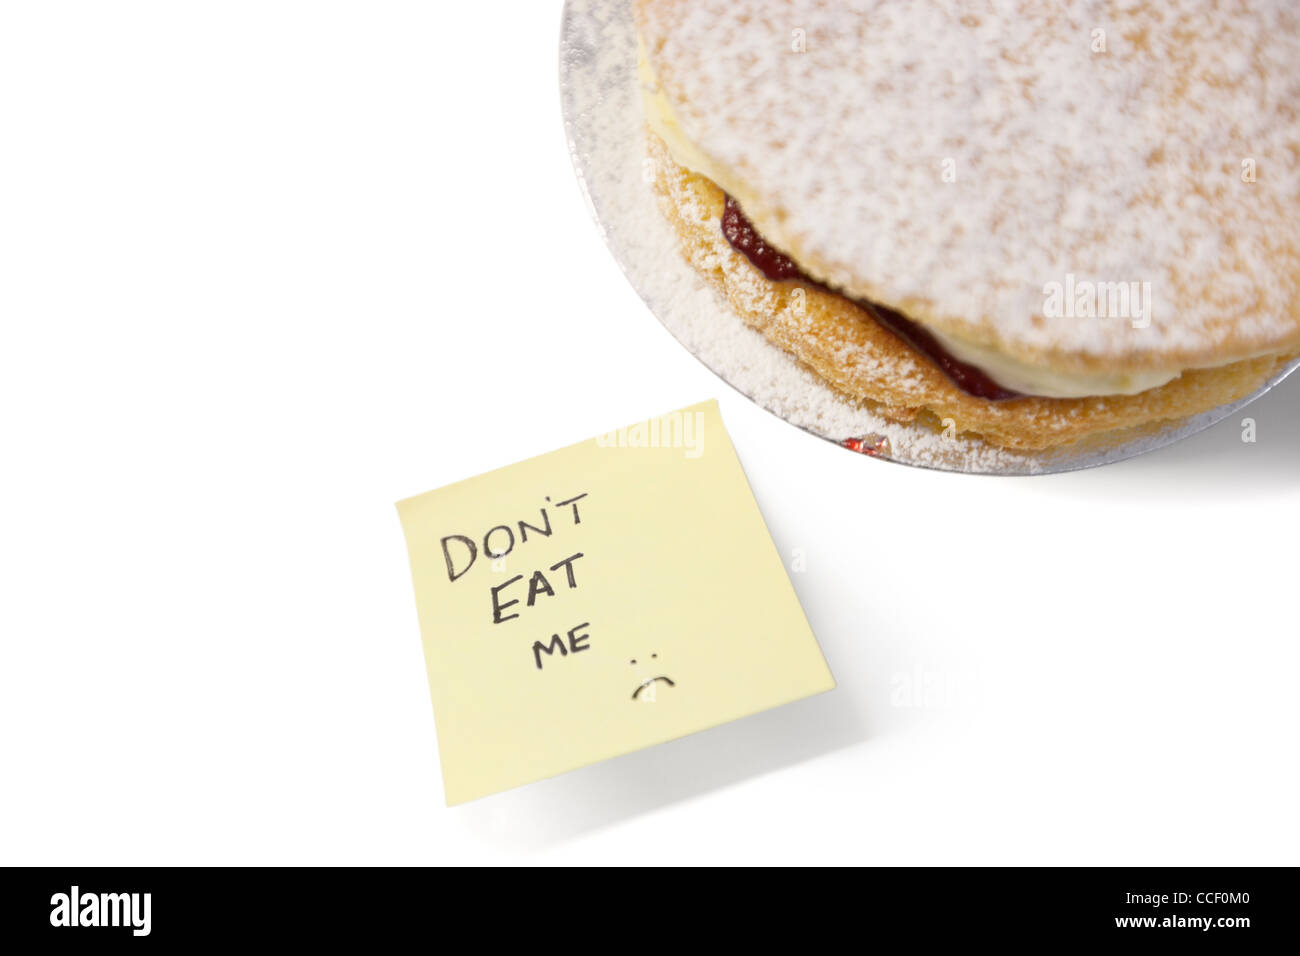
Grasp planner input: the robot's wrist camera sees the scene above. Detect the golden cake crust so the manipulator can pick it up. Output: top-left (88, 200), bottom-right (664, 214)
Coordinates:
top-left (649, 131), bottom-right (1293, 451)
top-left (636, 0), bottom-right (1300, 378)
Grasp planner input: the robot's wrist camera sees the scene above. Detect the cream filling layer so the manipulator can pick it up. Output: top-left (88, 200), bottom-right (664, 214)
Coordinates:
top-left (638, 48), bottom-right (1195, 399)
top-left (922, 329), bottom-right (1179, 397)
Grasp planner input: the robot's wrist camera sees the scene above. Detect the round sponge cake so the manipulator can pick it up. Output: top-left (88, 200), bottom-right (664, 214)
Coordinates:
top-left (647, 131), bottom-right (1293, 450)
top-left (635, 0), bottom-right (1300, 446)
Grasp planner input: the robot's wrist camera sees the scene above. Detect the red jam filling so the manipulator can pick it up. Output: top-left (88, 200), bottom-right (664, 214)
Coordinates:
top-left (721, 196), bottom-right (1024, 401)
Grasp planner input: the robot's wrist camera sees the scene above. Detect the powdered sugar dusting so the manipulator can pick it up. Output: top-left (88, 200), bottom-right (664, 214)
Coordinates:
top-left (559, 0), bottom-right (1297, 475)
top-left (639, 0), bottom-right (1300, 367)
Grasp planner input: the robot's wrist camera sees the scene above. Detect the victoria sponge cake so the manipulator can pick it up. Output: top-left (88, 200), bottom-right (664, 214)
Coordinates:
top-left (634, 0), bottom-right (1300, 450)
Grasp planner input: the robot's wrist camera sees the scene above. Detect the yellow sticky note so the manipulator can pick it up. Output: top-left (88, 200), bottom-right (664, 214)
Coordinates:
top-left (396, 400), bottom-right (835, 805)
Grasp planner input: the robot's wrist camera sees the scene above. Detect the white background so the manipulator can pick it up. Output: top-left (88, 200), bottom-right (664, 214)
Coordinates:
top-left (2, 2), bottom-right (1297, 866)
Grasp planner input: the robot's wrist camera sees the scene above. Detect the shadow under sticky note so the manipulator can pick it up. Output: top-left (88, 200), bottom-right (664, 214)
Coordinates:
top-left (396, 400), bottom-right (836, 805)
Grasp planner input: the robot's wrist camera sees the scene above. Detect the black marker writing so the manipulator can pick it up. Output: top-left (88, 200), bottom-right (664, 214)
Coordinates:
top-left (437, 493), bottom-right (594, 666)
top-left (533, 622), bottom-right (592, 670)
top-left (438, 493), bottom-right (587, 584)
top-left (489, 553), bottom-right (584, 624)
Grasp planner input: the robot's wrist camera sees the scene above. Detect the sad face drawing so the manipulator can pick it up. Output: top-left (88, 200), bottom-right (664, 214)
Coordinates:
top-left (629, 652), bottom-right (675, 701)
